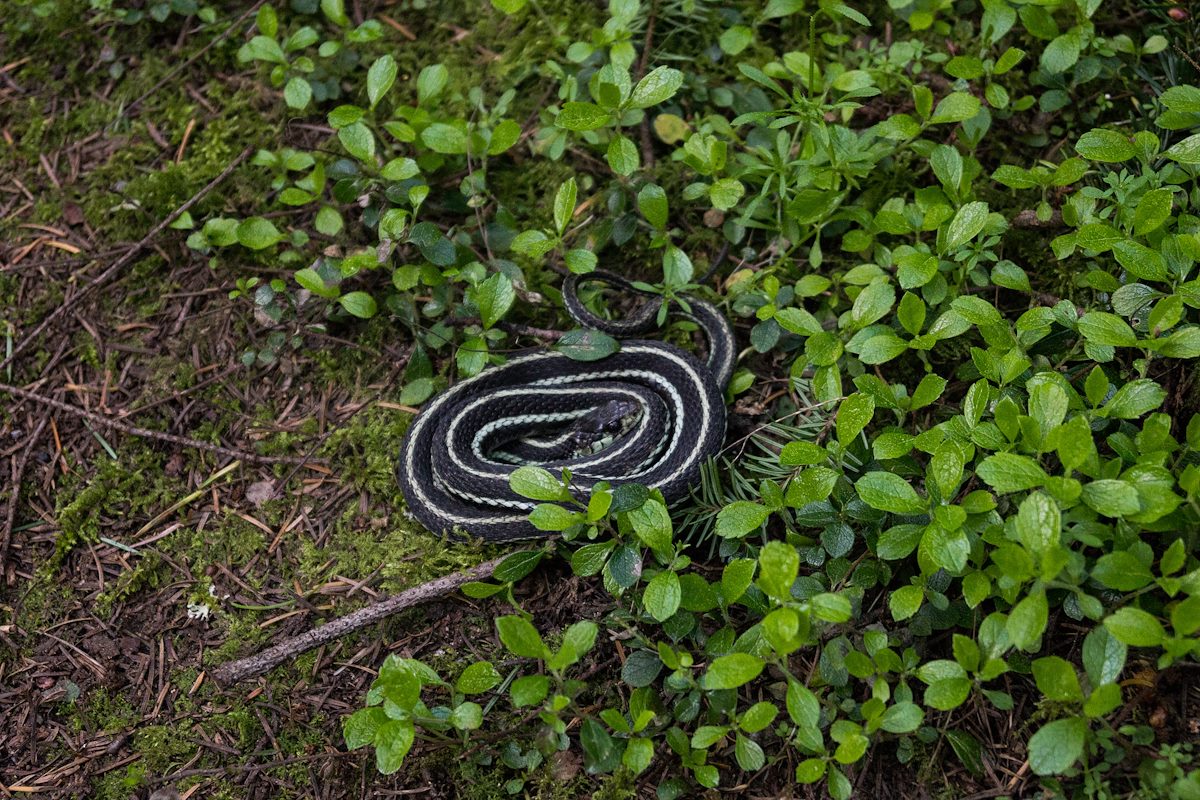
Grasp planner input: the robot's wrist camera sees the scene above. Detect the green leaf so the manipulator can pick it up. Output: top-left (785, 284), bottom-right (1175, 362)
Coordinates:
top-left (397, 378), bottom-right (433, 406)
top-left (623, 737), bottom-right (653, 773)
top-left (643, 570), bottom-right (682, 622)
top-left (381, 157), bottom-right (420, 181)
top-left (1165, 133), bottom-right (1200, 164)
top-left (529, 503), bottom-right (581, 531)
top-left (487, 118), bottom-right (521, 155)
top-left (1080, 480), bottom-right (1141, 517)
top-left (474, 272), bottom-right (515, 328)
top-left (1075, 129), bottom-right (1135, 162)
top-left (456, 661), bottom-right (501, 694)
top-left (1102, 379), bottom-right (1166, 419)
top-left (626, 497), bottom-right (672, 552)
top-left (328, 105), bottom-right (363, 129)
top-left (836, 392), bottom-right (875, 446)
top-left (1082, 627), bottom-right (1126, 687)
top-left (629, 66), bottom-right (684, 108)
top-left (1033, 656), bottom-right (1083, 702)
top-left (553, 177), bottom-right (577, 235)
top-left (1040, 30), bottom-right (1081, 73)
top-left (236, 217), bottom-right (283, 250)
top-left (509, 674), bottom-right (549, 706)
top-left (495, 615), bottom-right (547, 659)
top-left (416, 63), bottom-right (449, 105)
top-left (1016, 492), bottom-right (1059, 559)
top-left (757, 541), bottom-right (798, 601)
top-left (321, 0), bottom-right (348, 25)
top-left (374, 719), bottom-right (415, 774)
top-left (366, 55), bottom-right (397, 108)
top-left (1077, 311), bottom-right (1136, 347)
top-left (716, 501), bottom-right (771, 538)
top-left (509, 465), bottom-right (564, 500)
top-left (1028, 718), bottom-right (1087, 776)
top-left (338, 291), bottom-right (377, 319)
top-left (557, 329), bottom-right (620, 361)
top-left (1154, 327), bottom-right (1200, 358)
top-left (315, 206), bottom-right (343, 236)
top-left (855, 472), bottom-right (924, 514)
top-left (339, 122), bottom-right (376, 161)
top-left (849, 279), bottom-right (896, 328)
top-left (491, 0), bottom-right (527, 12)
top-left (1007, 590), bottom-right (1048, 651)
top-left (344, 706), bottom-right (386, 749)
top-left (925, 678), bottom-right (972, 710)
top-left (880, 702), bottom-right (924, 733)
top-left (705, 653), bottom-right (764, 690)
top-left (1134, 188), bottom-right (1174, 236)
top-left (719, 25), bottom-right (753, 55)
top-left (1104, 607), bottom-right (1164, 647)
top-left (911, 375), bottom-right (948, 410)
top-left (284, 76), bottom-right (312, 109)
top-left (721, 559), bottom-right (756, 603)
top-left (421, 123), bottom-right (468, 155)
top-left (450, 701), bottom-right (483, 731)
top-left (709, 178), bottom-right (745, 211)
top-left (556, 102), bottom-right (610, 131)
top-left (977, 452), bottom-right (1047, 493)
top-left (943, 201), bottom-right (989, 251)
top-left (1092, 551), bottom-right (1153, 591)
top-left (637, 184), bottom-right (668, 230)
top-left (237, 35), bottom-right (286, 64)
top-left (930, 92), bottom-right (981, 124)
top-left (735, 733), bottom-right (766, 771)
top-left (606, 134), bottom-right (639, 176)
top-left (1113, 240), bottom-right (1168, 282)
top-left (564, 249), bottom-right (597, 275)
top-left (552, 620), bottom-right (598, 670)
top-left (295, 267), bottom-right (335, 298)
top-left (890, 584), bottom-right (924, 620)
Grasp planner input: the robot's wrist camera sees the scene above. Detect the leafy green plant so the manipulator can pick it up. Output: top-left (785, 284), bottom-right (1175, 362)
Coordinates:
top-left (189, 0), bottom-right (1200, 794)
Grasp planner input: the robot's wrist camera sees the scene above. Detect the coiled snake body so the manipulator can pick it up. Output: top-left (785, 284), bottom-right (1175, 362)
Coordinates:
top-left (397, 271), bottom-right (735, 541)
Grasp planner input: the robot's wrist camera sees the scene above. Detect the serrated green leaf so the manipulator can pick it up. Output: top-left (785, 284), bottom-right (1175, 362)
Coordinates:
top-left (705, 653), bottom-right (764, 690)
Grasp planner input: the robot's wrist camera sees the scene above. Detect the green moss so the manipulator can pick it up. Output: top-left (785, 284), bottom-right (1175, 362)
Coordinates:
top-left (75, 686), bottom-right (140, 734)
top-left (94, 552), bottom-right (167, 618)
top-left (54, 449), bottom-right (174, 560)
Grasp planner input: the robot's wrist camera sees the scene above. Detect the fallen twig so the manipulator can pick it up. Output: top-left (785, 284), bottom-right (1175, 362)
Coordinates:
top-left (0, 381), bottom-right (321, 466)
top-left (635, 1), bottom-right (658, 169)
top-left (0, 147), bottom-right (252, 376)
top-left (210, 553), bottom-right (517, 685)
top-left (1, 417), bottom-right (47, 579)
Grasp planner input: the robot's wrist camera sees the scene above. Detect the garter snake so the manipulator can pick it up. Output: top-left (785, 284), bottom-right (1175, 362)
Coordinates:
top-left (397, 270), bottom-right (735, 541)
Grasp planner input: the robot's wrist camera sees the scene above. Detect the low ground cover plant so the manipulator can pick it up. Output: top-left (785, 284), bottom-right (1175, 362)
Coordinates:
top-left (221, 0), bottom-right (1200, 795)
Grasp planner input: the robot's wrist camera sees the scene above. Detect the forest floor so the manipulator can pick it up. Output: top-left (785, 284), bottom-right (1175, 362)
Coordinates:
top-left (2, 2), bottom-right (1199, 799)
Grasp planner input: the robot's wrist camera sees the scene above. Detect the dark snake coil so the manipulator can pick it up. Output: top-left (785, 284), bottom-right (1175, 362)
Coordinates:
top-left (397, 270), bottom-right (735, 541)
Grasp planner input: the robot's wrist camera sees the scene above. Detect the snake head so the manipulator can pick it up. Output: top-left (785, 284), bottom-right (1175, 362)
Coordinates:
top-left (568, 400), bottom-right (640, 453)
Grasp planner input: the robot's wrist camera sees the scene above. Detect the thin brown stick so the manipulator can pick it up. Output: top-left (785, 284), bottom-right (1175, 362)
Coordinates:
top-left (636, 2), bottom-right (658, 169)
top-left (1, 417), bottom-right (48, 576)
top-left (0, 147), bottom-right (252, 376)
top-left (210, 553), bottom-right (517, 685)
top-left (0, 381), bottom-right (320, 466)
